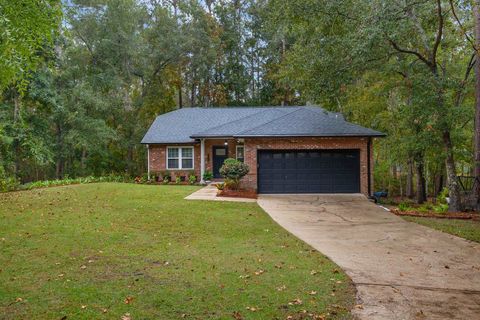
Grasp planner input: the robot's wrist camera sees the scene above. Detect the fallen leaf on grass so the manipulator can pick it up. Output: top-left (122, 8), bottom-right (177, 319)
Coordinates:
top-left (124, 296), bottom-right (134, 304)
top-left (308, 291), bottom-right (317, 295)
top-left (232, 311), bottom-right (243, 319)
top-left (121, 313), bottom-right (131, 320)
top-left (276, 285), bottom-right (286, 291)
top-left (81, 305), bottom-right (87, 309)
top-left (354, 304), bottom-right (364, 309)
top-left (15, 298), bottom-right (23, 302)
top-left (246, 306), bottom-right (259, 312)
top-left (80, 265), bottom-right (87, 270)
top-left (288, 298), bottom-right (302, 306)
top-left (310, 270), bottom-right (318, 275)
top-left (254, 270), bottom-right (264, 276)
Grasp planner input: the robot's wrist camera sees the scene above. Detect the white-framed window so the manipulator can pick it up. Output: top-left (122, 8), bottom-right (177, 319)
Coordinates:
top-left (236, 145), bottom-right (245, 162)
top-left (167, 146), bottom-right (194, 170)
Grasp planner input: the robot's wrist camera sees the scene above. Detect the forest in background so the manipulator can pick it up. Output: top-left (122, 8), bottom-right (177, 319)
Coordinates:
top-left (1, 0), bottom-right (479, 210)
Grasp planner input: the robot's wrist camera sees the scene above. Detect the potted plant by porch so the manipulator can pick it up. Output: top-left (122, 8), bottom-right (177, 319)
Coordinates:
top-left (218, 158), bottom-right (255, 198)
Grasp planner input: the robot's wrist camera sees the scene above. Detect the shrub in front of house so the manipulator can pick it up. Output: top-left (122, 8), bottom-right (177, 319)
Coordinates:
top-left (219, 158), bottom-right (249, 190)
top-left (188, 174), bottom-right (197, 185)
top-left (203, 170), bottom-right (213, 181)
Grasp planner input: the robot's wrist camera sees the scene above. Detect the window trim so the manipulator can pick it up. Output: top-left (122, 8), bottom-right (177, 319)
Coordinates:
top-left (166, 146), bottom-right (194, 170)
top-left (236, 145), bottom-right (245, 162)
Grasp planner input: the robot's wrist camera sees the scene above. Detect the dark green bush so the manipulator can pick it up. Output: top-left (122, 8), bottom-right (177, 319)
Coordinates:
top-left (219, 158), bottom-right (249, 190)
top-left (203, 170), bottom-right (213, 181)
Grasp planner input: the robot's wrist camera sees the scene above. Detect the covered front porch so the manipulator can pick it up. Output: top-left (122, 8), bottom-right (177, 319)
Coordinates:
top-left (146, 138), bottom-right (245, 184)
top-left (197, 138), bottom-right (245, 183)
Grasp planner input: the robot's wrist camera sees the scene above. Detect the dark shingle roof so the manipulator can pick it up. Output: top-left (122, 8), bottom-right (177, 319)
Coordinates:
top-left (141, 106), bottom-right (385, 144)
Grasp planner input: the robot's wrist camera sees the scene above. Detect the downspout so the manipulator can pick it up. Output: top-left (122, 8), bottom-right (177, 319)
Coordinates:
top-left (147, 144), bottom-right (150, 181)
top-left (200, 139), bottom-right (205, 184)
top-left (367, 137), bottom-right (372, 196)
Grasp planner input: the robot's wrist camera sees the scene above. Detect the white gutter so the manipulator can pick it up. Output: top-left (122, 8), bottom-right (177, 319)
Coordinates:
top-left (200, 139), bottom-right (205, 184)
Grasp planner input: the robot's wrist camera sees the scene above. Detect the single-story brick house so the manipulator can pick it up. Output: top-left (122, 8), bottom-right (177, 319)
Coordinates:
top-left (141, 106), bottom-right (384, 195)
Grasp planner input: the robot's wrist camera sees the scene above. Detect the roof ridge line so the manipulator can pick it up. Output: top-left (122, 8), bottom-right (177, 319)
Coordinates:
top-left (235, 108), bottom-right (303, 136)
top-left (192, 108), bottom-right (275, 136)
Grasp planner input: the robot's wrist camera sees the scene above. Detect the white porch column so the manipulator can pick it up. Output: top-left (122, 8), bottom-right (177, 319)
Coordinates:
top-left (147, 144), bottom-right (150, 180)
top-left (200, 139), bottom-right (206, 184)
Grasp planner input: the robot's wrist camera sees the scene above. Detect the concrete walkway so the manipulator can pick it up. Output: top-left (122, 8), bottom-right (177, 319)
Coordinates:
top-left (185, 184), bottom-right (256, 202)
top-left (257, 194), bottom-right (480, 320)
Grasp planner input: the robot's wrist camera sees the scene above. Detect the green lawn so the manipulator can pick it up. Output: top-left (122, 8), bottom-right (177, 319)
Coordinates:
top-left (403, 216), bottom-right (480, 243)
top-left (0, 183), bottom-right (353, 319)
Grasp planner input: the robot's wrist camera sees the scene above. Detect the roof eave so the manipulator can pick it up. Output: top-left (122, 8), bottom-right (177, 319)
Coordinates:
top-left (189, 134), bottom-right (235, 139)
top-left (141, 140), bottom-right (198, 145)
top-left (233, 133), bottom-right (386, 138)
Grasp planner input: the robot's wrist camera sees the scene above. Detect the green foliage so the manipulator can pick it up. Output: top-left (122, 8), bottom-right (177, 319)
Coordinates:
top-left (188, 174), bottom-right (197, 185)
top-left (0, 174), bottom-right (133, 193)
top-left (175, 176), bottom-right (181, 184)
top-left (398, 202), bottom-right (412, 212)
top-left (433, 203), bottom-right (449, 214)
top-left (161, 171), bottom-right (171, 181)
top-left (0, 0), bottom-right (62, 92)
top-left (162, 176), bottom-right (170, 185)
top-left (0, 174), bottom-right (19, 192)
top-left (202, 170), bottom-right (213, 181)
top-left (219, 158), bottom-right (249, 190)
top-left (437, 188), bottom-right (450, 204)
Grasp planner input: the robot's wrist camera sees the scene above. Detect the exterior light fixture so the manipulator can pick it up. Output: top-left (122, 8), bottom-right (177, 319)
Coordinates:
top-left (224, 140), bottom-right (228, 146)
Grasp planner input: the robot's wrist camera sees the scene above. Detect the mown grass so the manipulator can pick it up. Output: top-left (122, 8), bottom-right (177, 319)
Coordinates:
top-left (403, 216), bottom-right (480, 243)
top-left (0, 183), bottom-right (353, 319)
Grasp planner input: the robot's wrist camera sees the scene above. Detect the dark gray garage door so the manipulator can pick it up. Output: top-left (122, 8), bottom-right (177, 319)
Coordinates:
top-left (258, 150), bottom-right (360, 194)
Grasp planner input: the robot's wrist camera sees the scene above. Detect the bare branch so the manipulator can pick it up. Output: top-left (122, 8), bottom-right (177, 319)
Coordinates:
top-left (448, 0), bottom-right (478, 52)
top-left (388, 38), bottom-right (434, 71)
top-left (431, 0), bottom-right (443, 67)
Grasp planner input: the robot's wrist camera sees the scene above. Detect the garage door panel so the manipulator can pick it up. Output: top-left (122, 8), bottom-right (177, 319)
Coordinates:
top-left (258, 150), bottom-right (360, 194)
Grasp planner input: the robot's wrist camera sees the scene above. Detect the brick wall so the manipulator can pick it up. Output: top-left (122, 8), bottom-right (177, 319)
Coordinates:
top-left (148, 137), bottom-right (374, 195)
top-left (242, 137), bottom-right (373, 196)
top-left (147, 139), bottom-right (238, 181)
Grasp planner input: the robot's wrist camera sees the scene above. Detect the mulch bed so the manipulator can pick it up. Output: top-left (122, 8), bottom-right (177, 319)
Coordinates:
top-left (391, 208), bottom-right (480, 220)
top-left (217, 189), bottom-right (257, 199)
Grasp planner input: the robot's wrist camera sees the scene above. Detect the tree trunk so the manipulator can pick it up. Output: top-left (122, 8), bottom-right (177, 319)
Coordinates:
top-left (190, 71), bottom-right (195, 107)
top-left (415, 158), bottom-right (427, 204)
top-left (434, 174), bottom-right (444, 196)
top-left (12, 89), bottom-right (21, 177)
top-left (474, 0), bottom-right (480, 209)
top-left (55, 123), bottom-right (64, 179)
top-left (178, 79), bottom-right (183, 109)
top-left (406, 158), bottom-right (414, 198)
top-left (81, 147), bottom-right (87, 172)
top-left (443, 130), bottom-right (462, 211)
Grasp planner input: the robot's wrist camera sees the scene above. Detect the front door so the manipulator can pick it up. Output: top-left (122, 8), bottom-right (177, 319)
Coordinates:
top-left (213, 146), bottom-right (228, 178)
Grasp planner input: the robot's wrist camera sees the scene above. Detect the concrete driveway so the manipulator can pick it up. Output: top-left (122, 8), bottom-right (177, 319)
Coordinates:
top-left (257, 194), bottom-right (480, 320)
